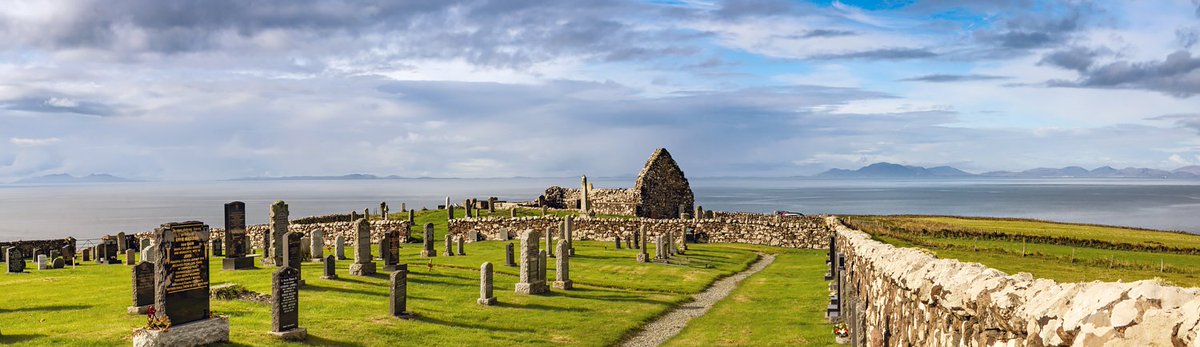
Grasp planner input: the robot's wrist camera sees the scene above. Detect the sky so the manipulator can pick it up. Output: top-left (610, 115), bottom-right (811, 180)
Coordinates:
top-left (1, 0), bottom-right (1199, 180)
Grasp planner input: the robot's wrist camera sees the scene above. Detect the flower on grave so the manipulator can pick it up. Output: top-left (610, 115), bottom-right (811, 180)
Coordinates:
top-left (832, 323), bottom-right (849, 337)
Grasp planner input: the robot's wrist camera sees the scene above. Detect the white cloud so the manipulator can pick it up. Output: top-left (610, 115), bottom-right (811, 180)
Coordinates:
top-left (9, 137), bottom-right (61, 146)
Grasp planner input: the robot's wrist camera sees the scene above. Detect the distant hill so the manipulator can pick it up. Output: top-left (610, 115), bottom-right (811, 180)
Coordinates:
top-left (231, 174), bottom-right (388, 181)
top-left (820, 163), bottom-right (1200, 179)
top-left (12, 173), bottom-right (132, 184)
top-left (817, 162), bottom-right (973, 178)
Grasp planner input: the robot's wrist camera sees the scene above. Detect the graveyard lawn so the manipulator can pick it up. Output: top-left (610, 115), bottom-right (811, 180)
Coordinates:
top-left (0, 212), bottom-right (829, 346)
top-left (844, 215), bottom-right (1200, 288)
top-left (664, 248), bottom-right (837, 347)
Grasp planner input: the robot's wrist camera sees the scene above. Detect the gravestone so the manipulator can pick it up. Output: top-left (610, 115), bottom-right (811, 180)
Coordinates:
top-left (444, 236), bottom-right (455, 257)
top-left (401, 202), bottom-right (406, 212)
top-left (299, 235), bottom-right (310, 262)
top-left (478, 262), bottom-right (496, 305)
top-left (96, 243), bottom-right (105, 264)
top-left (457, 236), bottom-right (465, 256)
top-left (104, 239), bottom-right (119, 264)
top-left (129, 261), bottom-right (154, 314)
top-left (626, 235), bottom-right (632, 249)
top-left (82, 247), bottom-right (91, 262)
top-left (632, 230), bottom-right (640, 249)
top-left (637, 225), bottom-right (649, 263)
top-left (152, 221), bottom-right (212, 326)
top-left (141, 239), bottom-right (151, 250)
top-left (59, 247), bottom-right (73, 266)
top-left (498, 228), bottom-right (510, 241)
top-left (382, 229), bottom-right (400, 272)
top-left (408, 210), bottom-right (415, 224)
top-left (118, 232), bottom-right (128, 253)
top-left (514, 230), bottom-right (546, 294)
top-left (269, 201), bottom-right (290, 267)
top-left (224, 202), bottom-right (248, 261)
top-left (36, 255), bottom-right (47, 270)
top-left (678, 226), bottom-right (688, 253)
top-left (505, 243), bottom-right (516, 267)
top-left (389, 270), bottom-right (414, 318)
top-left (565, 216), bottom-right (575, 256)
top-left (52, 257), bottom-right (64, 269)
top-left (489, 197), bottom-right (497, 213)
top-left (539, 250), bottom-right (548, 283)
top-left (825, 235), bottom-right (836, 281)
top-left (283, 231), bottom-right (305, 286)
top-left (420, 223), bottom-right (436, 257)
top-left (349, 218), bottom-right (376, 276)
top-left (447, 199), bottom-right (455, 220)
top-left (509, 208), bottom-right (516, 218)
top-left (380, 202), bottom-right (389, 220)
top-left (465, 199), bottom-right (473, 218)
top-left (615, 236), bottom-right (622, 249)
top-left (6, 247), bottom-right (25, 273)
top-left (143, 241), bottom-right (160, 265)
top-left (126, 249), bottom-right (137, 265)
top-left (310, 230), bottom-right (324, 261)
top-left (553, 240), bottom-right (572, 290)
top-left (211, 238), bottom-right (223, 257)
top-left (695, 205), bottom-right (703, 220)
top-left (545, 226), bottom-right (555, 258)
top-left (270, 266), bottom-right (306, 340)
top-left (335, 236), bottom-right (347, 260)
top-left (321, 255), bottom-right (337, 279)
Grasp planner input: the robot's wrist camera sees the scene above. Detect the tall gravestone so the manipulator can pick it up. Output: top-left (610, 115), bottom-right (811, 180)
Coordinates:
top-left (464, 199), bottom-right (472, 218)
top-left (408, 210), bottom-right (415, 224)
top-left (269, 201), bottom-right (289, 267)
top-left (129, 261), bottom-right (154, 314)
top-left (299, 235), bottom-right (311, 262)
top-left (126, 249), bottom-right (137, 265)
top-left (283, 231), bottom-right (305, 286)
top-left (615, 236), bottom-right (622, 249)
top-left (514, 230), bottom-right (546, 294)
top-left (82, 247), bottom-right (91, 262)
top-left (96, 243), bottom-right (106, 264)
top-left (505, 243), bottom-right (516, 267)
top-left (105, 239), bottom-right (119, 264)
top-left (349, 218), bottom-right (376, 276)
top-left (6, 247), bottom-right (24, 273)
top-left (223, 202), bottom-right (249, 267)
top-left (420, 223), bottom-right (436, 257)
top-left (322, 255), bottom-right (337, 279)
top-left (382, 230), bottom-right (400, 272)
top-left (637, 225), bottom-right (649, 263)
top-left (632, 230), bottom-right (640, 249)
top-left (553, 240), bottom-right (572, 290)
top-left (457, 236), bottom-right (465, 256)
top-left (310, 230), bottom-right (324, 262)
top-left (539, 250), bottom-right (548, 283)
top-left (380, 202), bottom-right (389, 220)
top-left (565, 216), bottom-right (575, 256)
top-left (147, 221), bottom-right (229, 342)
top-left (211, 238), bottom-right (223, 257)
top-left (390, 270), bottom-right (414, 318)
top-left (626, 234), bottom-right (632, 249)
top-left (443, 235), bottom-right (455, 257)
top-left (270, 266), bottom-right (306, 340)
top-left (478, 262), bottom-right (496, 305)
top-left (335, 236), bottom-right (347, 260)
top-left (545, 226), bottom-right (555, 258)
top-left (118, 232), bottom-right (128, 253)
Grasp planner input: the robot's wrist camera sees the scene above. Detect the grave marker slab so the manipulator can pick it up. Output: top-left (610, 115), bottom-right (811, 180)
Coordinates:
top-left (382, 229), bottom-right (400, 272)
top-left (444, 236), bottom-right (455, 257)
top-left (310, 230), bottom-right (324, 262)
top-left (321, 255), bottom-right (337, 279)
top-left (514, 230), bottom-right (546, 294)
top-left (270, 266), bottom-right (306, 340)
top-left (126, 249), bottom-right (136, 265)
top-left (390, 270), bottom-right (414, 318)
top-left (129, 261), bottom-right (154, 314)
top-left (478, 262), bottom-right (496, 305)
top-left (283, 231), bottom-right (305, 286)
top-left (268, 201), bottom-right (289, 266)
top-left (505, 243), bottom-right (516, 267)
top-left (420, 223), bottom-right (436, 258)
top-left (6, 247), bottom-right (25, 273)
top-left (457, 236), bottom-right (465, 256)
top-left (553, 240), bottom-right (572, 290)
top-left (349, 218), bottom-right (376, 276)
top-left (335, 236), bottom-right (347, 260)
top-left (152, 221), bottom-right (212, 326)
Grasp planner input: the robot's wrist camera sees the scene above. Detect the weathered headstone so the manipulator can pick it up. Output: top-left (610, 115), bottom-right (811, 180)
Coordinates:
top-left (129, 261), bottom-right (154, 314)
top-left (825, 235), bottom-right (836, 281)
top-left (310, 230), bottom-right (324, 262)
top-left (580, 175), bottom-right (590, 214)
top-left (545, 226), bottom-right (555, 258)
top-left (498, 228), bottom-right (510, 241)
top-left (269, 201), bottom-right (289, 266)
top-left (626, 235), bottom-right (632, 249)
top-left (36, 255), bottom-right (47, 270)
top-left (118, 232), bottom-right (128, 253)
top-left (152, 221), bottom-right (212, 325)
top-left (104, 239), bottom-right (119, 264)
top-left (211, 238), bottom-right (223, 257)
top-left (6, 247), bottom-right (25, 273)
top-left (565, 216), bottom-right (575, 256)
top-left (539, 250), bottom-right (548, 283)
top-left (488, 197), bottom-right (496, 213)
top-left (335, 236), bottom-right (347, 260)
top-left (456, 236), bottom-right (465, 256)
top-left (300, 235), bottom-right (312, 262)
top-left (514, 230), bottom-right (546, 294)
top-left (615, 236), bottom-right (622, 249)
top-left (270, 266), bottom-right (306, 340)
top-left (224, 202), bottom-right (248, 261)
top-left (637, 225), bottom-right (649, 263)
top-left (478, 262), bottom-right (496, 305)
top-left (389, 270), bottom-right (414, 318)
top-left (420, 223), bottom-right (436, 257)
top-left (283, 231), bottom-right (304, 286)
top-left (82, 247), bottom-right (91, 262)
top-left (380, 202), bottom-right (389, 221)
top-left (695, 205), bottom-right (703, 220)
top-left (349, 218), bottom-right (376, 276)
top-left (510, 208), bottom-right (516, 218)
top-left (143, 240), bottom-right (160, 265)
top-left (505, 243), bottom-right (516, 267)
top-left (678, 225), bottom-right (688, 253)
top-left (632, 230), bottom-right (640, 249)
top-left (141, 238), bottom-right (151, 250)
top-left (322, 255), bottom-right (337, 279)
top-left (52, 257), bottom-right (64, 269)
top-left (447, 197), bottom-right (455, 220)
top-left (553, 240), bottom-right (572, 290)
top-left (126, 249), bottom-right (137, 265)
top-left (407, 209), bottom-right (415, 224)
top-left (465, 199), bottom-right (473, 218)
top-left (382, 229), bottom-right (400, 272)
top-left (444, 235), bottom-right (455, 257)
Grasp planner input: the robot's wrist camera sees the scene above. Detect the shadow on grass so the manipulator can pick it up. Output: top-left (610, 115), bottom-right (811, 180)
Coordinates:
top-left (0, 334), bottom-right (45, 344)
top-left (303, 283), bottom-right (382, 297)
top-left (414, 314), bottom-right (538, 333)
top-left (0, 304), bottom-right (93, 313)
top-left (546, 288), bottom-right (674, 306)
top-left (304, 333), bottom-right (366, 347)
top-left (493, 301), bottom-right (591, 313)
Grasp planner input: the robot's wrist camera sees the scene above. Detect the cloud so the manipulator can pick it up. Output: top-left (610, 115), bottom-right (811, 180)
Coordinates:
top-left (1148, 113), bottom-right (1200, 134)
top-left (1039, 46), bottom-right (1105, 72)
top-left (898, 74), bottom-right (1008, 83)
top-left (1049, 50), bottom-right (1200, 97)
top-left (811, 48), bottom-right (937, 60)
top-left (9, 137), bottom-right (61, 147)
top-left (1, 96), bottom-right (119, 117)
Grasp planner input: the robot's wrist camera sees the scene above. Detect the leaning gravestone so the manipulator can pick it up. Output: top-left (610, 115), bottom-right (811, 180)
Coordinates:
top-left (270, 266), bottom-right (306, 340)
top-left (390, 270), bottom-right (414, 318)
top-left (129, 261), bottom-right (154, 314)
top-left (420, 223), bottom-right (436, 258)
top-left (478, 262), bottom-right (496, 305)
top-left (349, 218), bottom-right (376, 276)
top-left (134, 221), bottom-right (229, 346)
top-left (321, 255), bottom-right (337, 279)
top-left (6, 247), bottom-right (25, 273)
top-left (514, 230), bottom-right (546, 294)
top-left (283, 231), bottom-right (305, 286)
top-left (222, 201), bottom-right (254, 270)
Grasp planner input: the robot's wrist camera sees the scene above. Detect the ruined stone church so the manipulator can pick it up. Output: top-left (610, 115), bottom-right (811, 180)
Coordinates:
top-left (544, 148), bottom-right (694, 219)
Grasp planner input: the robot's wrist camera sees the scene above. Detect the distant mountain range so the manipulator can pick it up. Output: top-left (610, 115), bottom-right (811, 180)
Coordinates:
top-left (818, 163), bottom-right (1200, 179)
top-left (229, 174), bottom-right (416, 181)
top-left (12, 173), bottom-right (133, 184)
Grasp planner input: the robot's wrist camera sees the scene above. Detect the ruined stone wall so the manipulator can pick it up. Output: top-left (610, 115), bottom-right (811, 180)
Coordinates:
top-left (447, 214), bottom-right (830, 249)
top-left (561, 188), bottom-right (640, 216)
top-left (633, 148), bottom-right (693, 219)
top-left (829, 216), bottom-right (1200, 346)
top-left (203, 220), bottom-right (410, 248)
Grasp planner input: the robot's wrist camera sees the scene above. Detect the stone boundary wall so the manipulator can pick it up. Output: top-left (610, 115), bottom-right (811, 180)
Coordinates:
top-left (829, 216), bottom-right (1200, 346)
top-left (0, 238), bottom-right (76, 260)
top-left (139, 220), bottom-right (411, 247)
top-left (562, 188), bottom-right (640, 216)
top-left (447, 214), bottom-right (830, 249)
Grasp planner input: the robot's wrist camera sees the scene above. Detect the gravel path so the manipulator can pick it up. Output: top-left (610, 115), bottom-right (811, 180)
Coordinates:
top-left (621, 253), bottom-right (777, 347)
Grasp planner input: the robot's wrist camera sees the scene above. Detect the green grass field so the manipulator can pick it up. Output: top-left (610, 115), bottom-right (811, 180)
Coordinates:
top-left (0, 208), bottom-right (837, 346)
top-left (845, 215), bottom-right (1200, 288)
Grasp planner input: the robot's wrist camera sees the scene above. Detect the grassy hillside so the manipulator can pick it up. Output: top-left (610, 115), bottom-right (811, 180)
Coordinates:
top-left (844, 215), bottom-right (1200, 288)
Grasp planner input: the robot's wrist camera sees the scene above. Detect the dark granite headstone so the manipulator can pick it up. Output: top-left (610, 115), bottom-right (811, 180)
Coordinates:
top-left (153, 221), bottom-right (211, 326)
top-left (133, 261), bottom-right (155, 307)
top-left (283, 231), bottom-right (303, 285)
top-left (211, 238), bottom-right (223, 257)
top-left (224, 202), bottom-right (247, 258)
top-left (105, 239), bottom-right (119, 264)
top-left (272, 266), bottom-right (301, 333)
top-left (61, 246), bottom-right (74, 266)
top-left (6, 247), bottom-right (24, 273)
top-left (389, 270), bottom-right (412, 318)
top-left (615, 236), bottom-right (622, 249)
top-left (321, 255), bottom-right (337, 279)
top-left (382, 230), bottom-right (400, 271)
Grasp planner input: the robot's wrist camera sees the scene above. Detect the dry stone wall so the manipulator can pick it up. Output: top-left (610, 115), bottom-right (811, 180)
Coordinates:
top-left (829, 216), bottom-right (1200, 346)
top-left (448, 214), bottom-right (830, 249)
top-left (141, 220), bottom-right (411, 248)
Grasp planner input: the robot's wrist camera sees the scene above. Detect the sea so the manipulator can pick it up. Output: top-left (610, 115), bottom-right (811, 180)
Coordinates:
top-left (2, 177), bottom-right (1199, 242)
